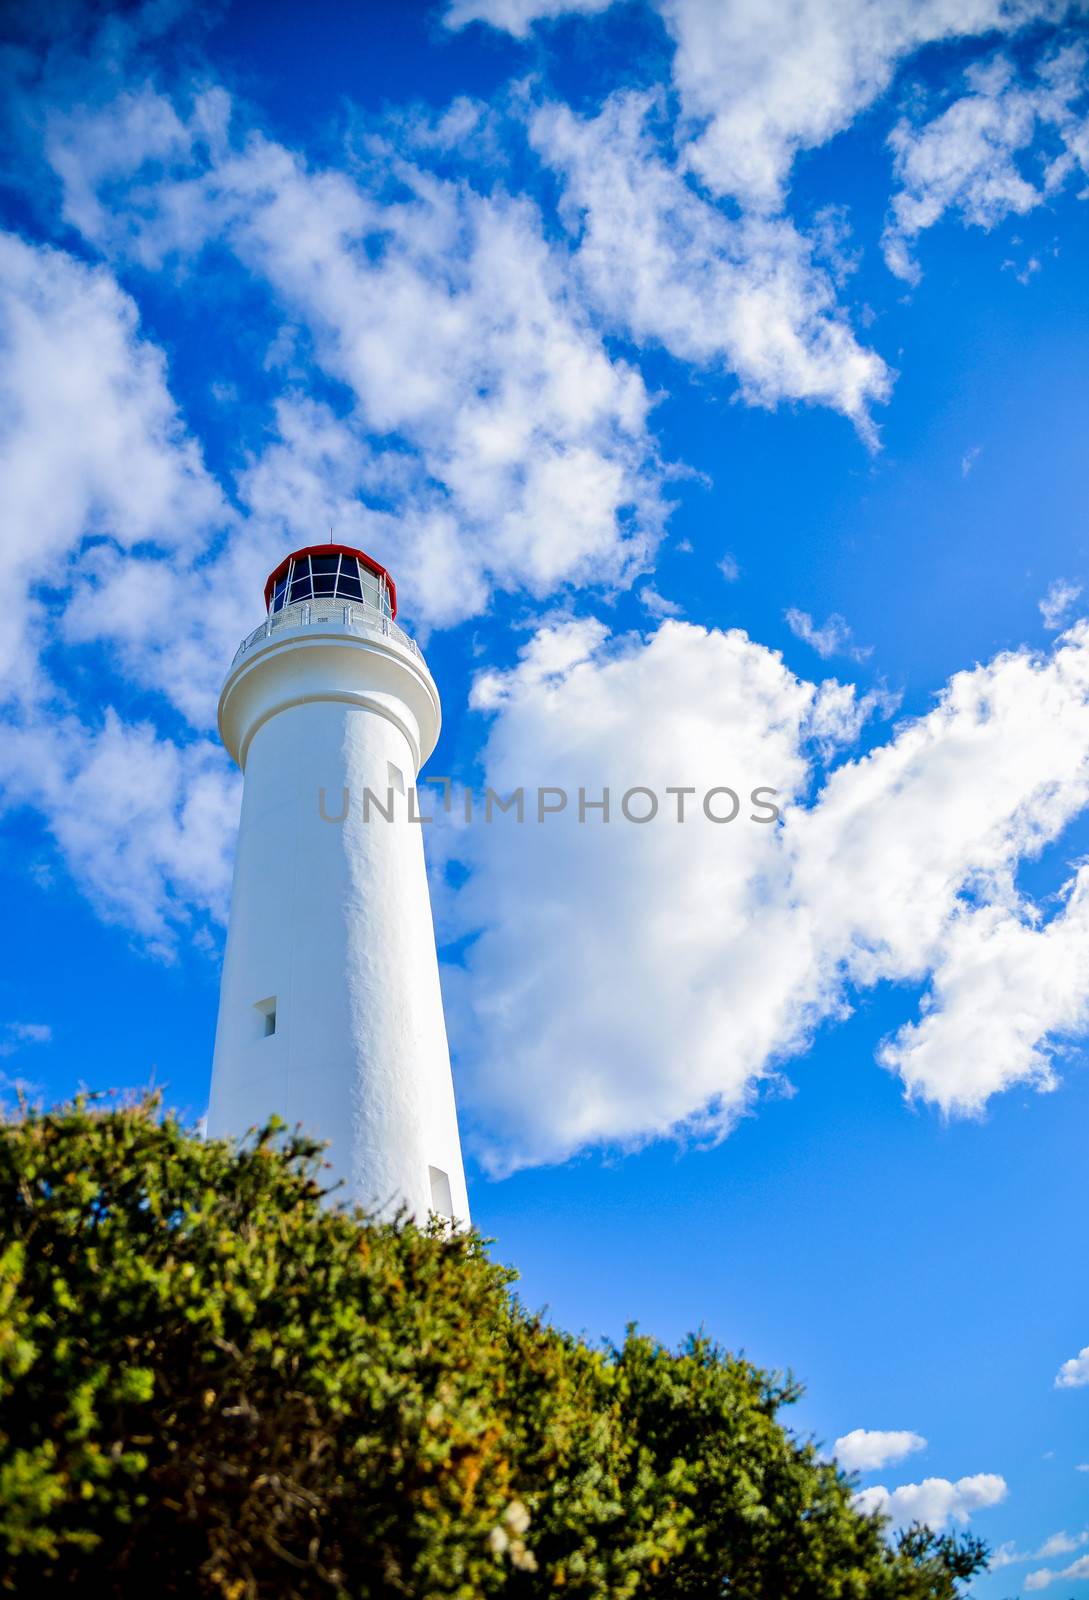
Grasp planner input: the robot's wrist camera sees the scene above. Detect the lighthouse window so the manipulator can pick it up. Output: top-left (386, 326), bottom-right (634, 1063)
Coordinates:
top-left (360, 567), bottom-right (382, 609)
top-left (270, 554), bottom-right (394, 615)
top-left (254, 997), bottom-right (277, 1038)
top-left (311, 554), bottom-right (338, 594)
top-left (338, 562), bottom-right (363, 600)
top-left (428, 1166), bottom-right (454, 1221)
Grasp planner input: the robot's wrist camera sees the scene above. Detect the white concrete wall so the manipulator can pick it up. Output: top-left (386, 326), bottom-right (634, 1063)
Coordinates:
top-left (208, 622), bottom-right (469, 1224)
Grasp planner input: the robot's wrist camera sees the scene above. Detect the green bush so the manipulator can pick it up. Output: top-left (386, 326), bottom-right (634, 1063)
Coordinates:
top-left (0, 1096), bottom-right (985, 1597)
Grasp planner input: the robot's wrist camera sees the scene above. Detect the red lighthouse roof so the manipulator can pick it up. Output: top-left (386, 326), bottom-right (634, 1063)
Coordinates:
top-left (263, 544), bottom-right (398, 617)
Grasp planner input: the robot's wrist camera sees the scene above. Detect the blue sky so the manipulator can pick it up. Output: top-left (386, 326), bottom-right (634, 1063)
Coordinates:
top-left (2, 0), bottom-right (1089, 1583)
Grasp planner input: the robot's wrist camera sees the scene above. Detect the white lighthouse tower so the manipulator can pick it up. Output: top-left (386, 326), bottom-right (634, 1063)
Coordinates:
top-left (207, 543), bottom-right (469, 1225)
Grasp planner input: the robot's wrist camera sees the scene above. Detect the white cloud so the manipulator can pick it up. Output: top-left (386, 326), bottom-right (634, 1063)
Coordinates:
top-left (659, 0), bottom-right (1063, 211)
top-left (878, 870), bottom-right (1089, 1107)
top-left (45, 81), bottom-right (231, 251)
top-left (835, 1428), bottom-right (927, 1472)
top-left (638, 583), bottom-right (684, 618)
top-left (437, 619), bottom-right (1089, 1171)
top-left (718, 553), bottom-right (740, 582)
top-left (1041, 578), bottom-right (1083, 630)
top-left (1026, 1553), bottom-right (1089, 1590)
top-left (531, 91), bottom-right (890, 438)
top-left (0, 1022), bottom-right (53, 1059)
top-left (224, 152), bottom-right (663, 612)
top-left (1039, 1531), bottom-right (1089, 1557)
top-left (990, 1528), bottom-right (1087, 1567)
top-left (785, 607), bottom-right (871, 661)
top-left (444, 0), bottom-right (613, 33)
top-left (46, 91), bottom-right (668, 630)
top-left (10, 1024), bottom-right (51, 1044)
top-left (855, 1472), bottom-right (1007, 1529)
top-left (0, 229), bottom-right (241, 946)
top-left (450, 0), bottom-right (1071, 219)
top-left (0, 708), bottom-right (237, 955)
top-left (0, 231), bottom-right (226, 702)
top-left (884, 44), bottom-right (1089, 281)
top-left (1056, 1345), bottom-right (1089, 1388)
top-left (885, 57), bottom-right (1046, 280)
top-left (440, 619), bottom-right (819, 1168)
top-left (962, 445), bottom-right (982, 476)
top-left (806, 678), bottom-right (899, 753)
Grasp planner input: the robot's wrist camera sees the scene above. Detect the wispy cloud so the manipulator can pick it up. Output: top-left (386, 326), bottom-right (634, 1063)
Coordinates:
top-left (883, 45), bottom-right (1089, 283)
top-left (1040, 579), bottom-right (1083, 631)
top-left (993, 1529), bottom-right (1089, 1569)
top-left (444, 0), bottom-right (612, 37)
top-left (531, 90), bottom-right (890, 442)
top-left (638, 583), bottom-right (684, 619)
top-left (1026, 1553), bottom-right (1089, 1591)
top-left (785, 607), bottom-right (871, 662)
top-left (0, 1022), bottom-right (53, 1058)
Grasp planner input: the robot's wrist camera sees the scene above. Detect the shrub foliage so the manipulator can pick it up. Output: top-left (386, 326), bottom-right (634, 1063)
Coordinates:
top-left (0, 1097), bottom-right (986, 1597)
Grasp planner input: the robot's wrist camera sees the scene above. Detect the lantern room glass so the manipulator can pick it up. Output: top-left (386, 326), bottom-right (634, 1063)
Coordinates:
top-left (270, 553), bottom-right (392, 616)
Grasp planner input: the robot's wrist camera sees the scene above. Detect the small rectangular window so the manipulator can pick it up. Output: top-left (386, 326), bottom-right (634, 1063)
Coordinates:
top-left (254, 997), bottom-right (277, 1038)
top-left (428, 1166), bottom-right (453, 1220)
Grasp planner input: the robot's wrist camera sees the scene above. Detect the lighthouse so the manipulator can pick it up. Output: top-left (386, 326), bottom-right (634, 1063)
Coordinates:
top-left (207, 544), bottom-right (469, 1225)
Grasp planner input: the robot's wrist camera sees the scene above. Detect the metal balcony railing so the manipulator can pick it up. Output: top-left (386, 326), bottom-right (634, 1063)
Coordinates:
top-left (231, 598), bottom-right (423, 669)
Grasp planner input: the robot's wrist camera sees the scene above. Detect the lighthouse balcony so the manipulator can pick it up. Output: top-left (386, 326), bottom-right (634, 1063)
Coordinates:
top-left (231, 596), bottom-right (423, 669)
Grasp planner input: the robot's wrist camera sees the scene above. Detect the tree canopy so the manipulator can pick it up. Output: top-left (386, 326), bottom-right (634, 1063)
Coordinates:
top-left (0, 1096), bottom-right (987, 1597)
